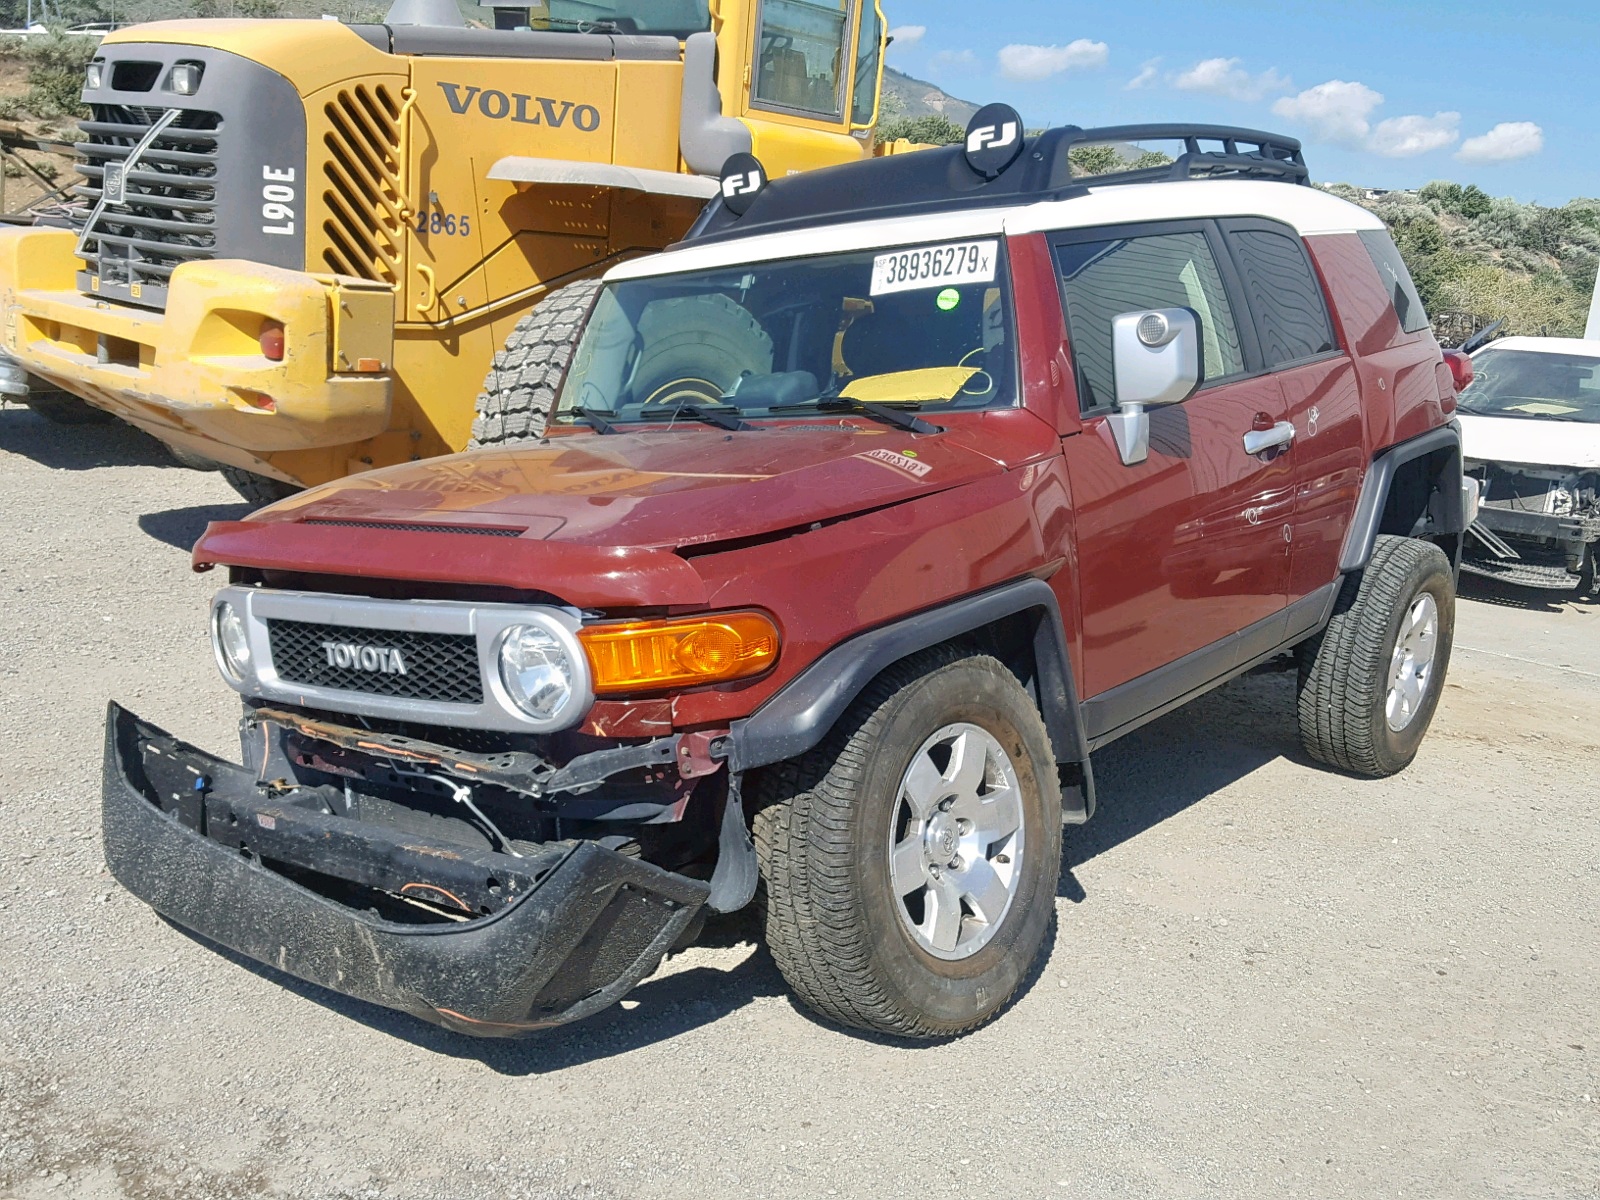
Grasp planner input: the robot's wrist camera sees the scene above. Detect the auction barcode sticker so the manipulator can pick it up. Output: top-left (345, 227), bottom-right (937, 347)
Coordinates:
top-left (870, 240), bottom-right (998, 297)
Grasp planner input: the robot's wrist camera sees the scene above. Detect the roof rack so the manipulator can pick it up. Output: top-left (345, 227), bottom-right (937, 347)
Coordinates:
top-left (687, 119), bottom-right (1309, 246)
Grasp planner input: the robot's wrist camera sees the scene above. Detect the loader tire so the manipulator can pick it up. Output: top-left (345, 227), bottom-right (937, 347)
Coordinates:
top-left (220, 466), bottom-right (299, 509)
top-left (24, 392), bottom-right (114, 425)
top-left (470, 277), bottom-right (603, 449)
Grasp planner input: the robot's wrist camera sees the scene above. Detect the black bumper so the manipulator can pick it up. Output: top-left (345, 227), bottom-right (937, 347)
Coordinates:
top-left (102, 704), bottom-right (709, 1037)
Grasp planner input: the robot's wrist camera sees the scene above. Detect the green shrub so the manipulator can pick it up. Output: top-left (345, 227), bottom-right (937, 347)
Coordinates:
top-left (875, 113), bottom-right (965, 146)
top-left (19, 32), bottom-right (98, 120)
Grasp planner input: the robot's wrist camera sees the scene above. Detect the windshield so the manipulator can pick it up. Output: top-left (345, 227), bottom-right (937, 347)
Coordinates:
top-left (554, 242), bottom-right (1016, 425)
top-left (523, 0), bottom-right (712, 36)
top-left (1460, 348), bottom-right (1600, 424)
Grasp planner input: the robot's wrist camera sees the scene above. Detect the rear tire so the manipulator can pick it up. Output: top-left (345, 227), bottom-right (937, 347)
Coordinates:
top-left (753, 648), bottom-right (1061, 1038)
top-left (219, 466), bottom-right (299, 509)
top-left (470, 277), bottom-right (602, 449)
top-left (1297, 535), bottom-right (1455, 777)
top-left (24, 392), bottom-right (114, 425)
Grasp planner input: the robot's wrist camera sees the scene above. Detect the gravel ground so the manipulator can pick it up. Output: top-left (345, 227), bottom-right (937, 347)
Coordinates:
top-left (1, 406), bottom-right (1597, 1200)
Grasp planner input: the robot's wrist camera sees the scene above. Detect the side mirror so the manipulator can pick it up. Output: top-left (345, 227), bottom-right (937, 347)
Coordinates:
top-left (1106, 308), bottom-right (1201, 465)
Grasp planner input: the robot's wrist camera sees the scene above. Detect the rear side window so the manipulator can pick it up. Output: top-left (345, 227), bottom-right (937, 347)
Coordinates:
top-left (1227, 227), bottom-right (1337, 367)
top-left (1359, 229), bottom-right (1430, 335)
top-left (1055, 231), bottom-right (1246, 411)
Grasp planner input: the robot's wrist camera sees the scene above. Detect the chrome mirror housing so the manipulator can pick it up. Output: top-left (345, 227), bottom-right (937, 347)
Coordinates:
top-left (1106, 308), bottom-right (1201, 466)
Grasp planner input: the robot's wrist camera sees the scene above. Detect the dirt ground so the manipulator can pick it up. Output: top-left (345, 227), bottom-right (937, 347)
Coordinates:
top-left (0, 406), bottom-right (1596, 1200)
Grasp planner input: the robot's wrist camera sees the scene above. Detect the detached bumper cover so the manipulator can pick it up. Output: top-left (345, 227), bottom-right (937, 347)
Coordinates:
top-left (102, 704), bottom-right (709, 1036)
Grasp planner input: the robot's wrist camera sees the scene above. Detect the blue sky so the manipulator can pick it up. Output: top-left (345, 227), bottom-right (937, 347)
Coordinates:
top-left (883, 0), bottom-right (1596, 203)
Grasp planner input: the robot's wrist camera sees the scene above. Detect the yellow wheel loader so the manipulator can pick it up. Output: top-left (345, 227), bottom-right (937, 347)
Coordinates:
top-left (0, 0), bottom-right (894, 502)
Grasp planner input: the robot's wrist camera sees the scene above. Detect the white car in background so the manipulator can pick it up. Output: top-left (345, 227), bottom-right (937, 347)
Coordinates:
top-left (1458, 336), bottom-right (1600, 594)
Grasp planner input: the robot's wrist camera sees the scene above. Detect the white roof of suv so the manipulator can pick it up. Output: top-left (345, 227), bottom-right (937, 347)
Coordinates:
top-left (609, 179), bottom-right (1386, 282)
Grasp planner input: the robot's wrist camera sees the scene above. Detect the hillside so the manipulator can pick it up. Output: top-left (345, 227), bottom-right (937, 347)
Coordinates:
top-left (1323, 182), bottom-right (1599, 341)
top-left (880, 66), bottom-right (980, 126)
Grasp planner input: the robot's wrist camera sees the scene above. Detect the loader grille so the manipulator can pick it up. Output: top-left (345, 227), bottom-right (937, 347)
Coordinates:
top-left (267, 620), bottom-right (483, 704)
top-left (320, 84), bottom-right (406, 284)
top-left (74, 104), bottom-right (222, 308)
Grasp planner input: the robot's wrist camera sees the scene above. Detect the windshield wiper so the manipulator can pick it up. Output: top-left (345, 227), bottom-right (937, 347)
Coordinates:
top-left (530, 17), bottom-right (620, 33)
top-left (637, 401), bottom-right (758, 432)
top-left (772, 397), bottom-right (943, 435)
top-left (569, 405), bottom-right (620, 435)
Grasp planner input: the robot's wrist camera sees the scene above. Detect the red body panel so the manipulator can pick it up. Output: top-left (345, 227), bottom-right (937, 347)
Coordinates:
top-left (193, 223), bottom-right (1456, 739)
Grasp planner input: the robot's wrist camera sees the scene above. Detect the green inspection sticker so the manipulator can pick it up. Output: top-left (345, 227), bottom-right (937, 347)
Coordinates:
top-left (935, 288), bottom-right (961, 312)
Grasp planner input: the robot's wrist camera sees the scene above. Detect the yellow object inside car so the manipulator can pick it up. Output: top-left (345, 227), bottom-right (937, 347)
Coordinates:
top-left (841, 367), bottom-right (980, 404)
top-left (1505, 401), bottom-right (1581, 415)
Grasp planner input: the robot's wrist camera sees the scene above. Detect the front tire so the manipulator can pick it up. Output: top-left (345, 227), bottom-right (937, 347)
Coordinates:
top-left (1297, 535), bottom-right (1455, 777)
top-left (219, 466), bottom-right (299, 509)
top-left (753, 649), bottom-right (1062, 1038)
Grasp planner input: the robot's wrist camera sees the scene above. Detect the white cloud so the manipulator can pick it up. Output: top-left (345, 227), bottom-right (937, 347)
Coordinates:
top-left (1273, 80), bottom-right (1385, 147)
top-left (1126, 58), bottom-right (1161, 90)
top-left (1367, 112), bottom-right (1460, 157)
top-left (887, 25), bottom-right (925, 49)
top-left (1171, 57), bottom-right (1290, 102)
top-left (997, 39), bottom-right (1110, 82)
top-left (1457, 121), bottom-right (1544, 163)
top-left (931, 48), bottom-right (977, 71)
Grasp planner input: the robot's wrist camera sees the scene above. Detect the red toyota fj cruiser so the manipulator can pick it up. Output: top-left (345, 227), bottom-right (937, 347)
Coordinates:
top-left (104, 112), bottom-right (1476, 1039)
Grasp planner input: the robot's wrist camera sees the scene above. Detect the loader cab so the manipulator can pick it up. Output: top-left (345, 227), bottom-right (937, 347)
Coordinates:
top-left (481, 0), bottom-right (885, 168)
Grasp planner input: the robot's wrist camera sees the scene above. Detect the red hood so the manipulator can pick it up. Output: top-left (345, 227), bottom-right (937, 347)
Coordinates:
top-left (249, 423), bottom-right (1011, 549)
top-left (193, 417), bottom-right (1049, 606)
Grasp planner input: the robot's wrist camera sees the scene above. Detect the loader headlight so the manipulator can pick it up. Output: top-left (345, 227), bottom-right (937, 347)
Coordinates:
top-left (165, 62), bottom-right (203, 96)
top-left (212, 601), bottom-right (251, 684)
top-left (496, 618), bottom-right (589, 728)
top-left (84, 61), bottom-right (103, 91)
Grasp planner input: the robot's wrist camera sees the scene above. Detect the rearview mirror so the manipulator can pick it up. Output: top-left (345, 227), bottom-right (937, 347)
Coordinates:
top-left (1106, 308), bottom-right (1201, 466)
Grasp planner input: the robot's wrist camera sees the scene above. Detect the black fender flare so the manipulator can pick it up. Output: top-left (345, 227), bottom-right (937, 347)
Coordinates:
top-left (1339, 422), bottom-right (1467, 573)
top-left (727, 578), bottom-right (1095, 821)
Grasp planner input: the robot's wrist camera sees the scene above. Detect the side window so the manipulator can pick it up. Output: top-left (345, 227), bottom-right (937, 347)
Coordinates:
top-left (1227, 227), bottom-right (1337, 367)
top-left (1359, 229), bottom-right (1430, 335)
top-left (753, 0), bottom-right (851, 118)
top-left (849, 1), bottom-right (882, 127)
top-left (1055, 230), bottom-right (1246, 411)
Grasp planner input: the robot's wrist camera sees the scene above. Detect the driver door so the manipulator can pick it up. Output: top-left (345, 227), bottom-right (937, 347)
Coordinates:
top-left (1050, 222), bottom-right (1295, 726)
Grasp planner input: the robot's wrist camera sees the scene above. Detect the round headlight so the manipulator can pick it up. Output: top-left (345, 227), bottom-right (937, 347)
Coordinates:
top-left (498, 623), bottom-right (577, 724)
top-left (213, 601), bottom-right (251, 683)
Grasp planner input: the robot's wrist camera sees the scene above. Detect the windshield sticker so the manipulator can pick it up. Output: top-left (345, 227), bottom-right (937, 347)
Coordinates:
top-left (861, 447), bottom-right (933, 478)
top-left (936, 288), bottom-right (961, 312)
top-left (871, 241), bottom-right (998, 297)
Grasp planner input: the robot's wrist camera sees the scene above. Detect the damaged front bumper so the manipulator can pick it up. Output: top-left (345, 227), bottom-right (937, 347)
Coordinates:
top-left (102, 704), bottom-right (710, 1036)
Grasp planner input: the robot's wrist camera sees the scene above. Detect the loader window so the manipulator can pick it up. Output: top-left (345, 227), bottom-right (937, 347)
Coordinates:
top-left (849, 1), bottom-right (882, 127)
top-left (553, 243), bottom-right (1018, 425)
top-left (526, 0), bottom-right (712, 36)
top-left (753, 0), bottom-right (852, 118)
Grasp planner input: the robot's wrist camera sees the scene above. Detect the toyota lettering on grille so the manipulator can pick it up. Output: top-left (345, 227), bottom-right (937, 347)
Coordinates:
top-left (321, 642), bottom-right (408, 675)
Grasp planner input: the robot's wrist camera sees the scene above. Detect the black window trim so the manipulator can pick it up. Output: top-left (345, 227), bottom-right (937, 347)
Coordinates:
top-left (1046, 217), bottom-right (1266, 416)
top-left (1214, 216), bottom-right (1346, 372)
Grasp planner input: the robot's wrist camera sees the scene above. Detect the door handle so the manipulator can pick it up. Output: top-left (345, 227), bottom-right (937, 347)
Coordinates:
top-left (1243, 420), bottom-right (1295, 456)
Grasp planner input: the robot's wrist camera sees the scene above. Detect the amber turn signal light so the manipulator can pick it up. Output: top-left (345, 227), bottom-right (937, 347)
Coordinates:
top-left (580, 612), bottom-right (779, 694)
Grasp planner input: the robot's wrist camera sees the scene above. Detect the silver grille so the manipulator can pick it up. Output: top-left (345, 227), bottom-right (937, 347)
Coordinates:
top-left (74, 104), bottom-right (222, 308)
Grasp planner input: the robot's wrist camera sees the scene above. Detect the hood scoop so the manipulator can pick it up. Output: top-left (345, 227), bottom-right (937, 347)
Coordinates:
top-left (300, 519), bottom-right (525, 538)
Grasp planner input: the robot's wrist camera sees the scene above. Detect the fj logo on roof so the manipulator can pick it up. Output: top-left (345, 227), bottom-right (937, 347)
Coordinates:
top-left (321, 642), bottom-right (409, 675)
top-left (964, 103), bottom-right (1027, 179)
top-left (718, 152), bottom-right (768, 216)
